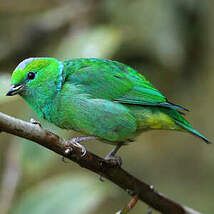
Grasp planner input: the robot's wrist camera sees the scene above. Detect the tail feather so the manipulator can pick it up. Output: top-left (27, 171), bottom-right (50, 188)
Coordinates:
top-left (174, 119), bottom-right (211, 144)
top-left (161, 107), bottom-right (211, 144)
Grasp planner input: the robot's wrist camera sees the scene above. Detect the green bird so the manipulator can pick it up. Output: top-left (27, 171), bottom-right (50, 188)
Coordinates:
top-left (6, 57), bottom-right (211, 161)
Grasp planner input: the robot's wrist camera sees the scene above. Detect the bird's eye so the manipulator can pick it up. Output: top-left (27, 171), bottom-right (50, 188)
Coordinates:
top-left (27, 72), bottom-right (36, 80)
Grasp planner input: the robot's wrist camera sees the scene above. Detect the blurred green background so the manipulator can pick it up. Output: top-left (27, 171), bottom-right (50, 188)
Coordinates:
top-left (0, 1), bottom-right (213, 213)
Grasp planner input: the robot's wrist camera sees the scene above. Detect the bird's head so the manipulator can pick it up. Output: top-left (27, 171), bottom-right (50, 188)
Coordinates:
top-left (6, 57), bottom-right (64, 97)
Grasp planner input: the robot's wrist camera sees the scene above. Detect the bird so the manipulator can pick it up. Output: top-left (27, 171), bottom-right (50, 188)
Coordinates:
top-left (6, 57), bottom-right (211, 163)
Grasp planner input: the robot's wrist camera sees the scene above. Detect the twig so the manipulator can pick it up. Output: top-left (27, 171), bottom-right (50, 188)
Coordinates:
top-left (116, 195), bottom-right (139, 214)
top-left (0, 112), bottom-right (202, 214)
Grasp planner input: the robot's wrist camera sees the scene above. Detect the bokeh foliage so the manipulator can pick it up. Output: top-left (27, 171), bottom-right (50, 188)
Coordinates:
top-left (0, 1), bottom-right (214, 213)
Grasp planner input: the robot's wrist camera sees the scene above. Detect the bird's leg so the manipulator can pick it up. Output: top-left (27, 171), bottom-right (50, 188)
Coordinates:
top-left (99, 142), bottom-right (123, 181)
top-left (104, 142), bottom-right (123, 166)
top-left (64, 136), bottom-right (98, 160)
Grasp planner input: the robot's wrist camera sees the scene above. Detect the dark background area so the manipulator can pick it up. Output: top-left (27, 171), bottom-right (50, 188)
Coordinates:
top-left (0, 1), bottom-right (213, 213)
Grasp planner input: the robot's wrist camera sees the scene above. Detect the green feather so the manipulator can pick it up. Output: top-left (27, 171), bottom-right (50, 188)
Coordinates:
top-left (7, 57), bottom-right (211, 145)
top-left (160, 108), bottom-right (211, 144)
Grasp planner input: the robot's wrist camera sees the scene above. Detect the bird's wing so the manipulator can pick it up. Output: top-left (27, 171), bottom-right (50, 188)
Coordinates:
top-left (65, 59), bottom-right (187, 111)
top-left (112, 62), bottom-right (188, 111)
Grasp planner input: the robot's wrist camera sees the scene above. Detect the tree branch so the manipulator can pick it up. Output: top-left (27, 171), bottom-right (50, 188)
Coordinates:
top-left (0, 112), bottom-right (202, 214)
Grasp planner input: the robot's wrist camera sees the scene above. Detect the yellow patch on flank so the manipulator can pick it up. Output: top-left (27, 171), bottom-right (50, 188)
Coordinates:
top-left (146, 111), bottom-right (178, 130)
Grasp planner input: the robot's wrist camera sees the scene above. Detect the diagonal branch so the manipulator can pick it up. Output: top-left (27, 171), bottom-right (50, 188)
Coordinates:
top-left (0, 112), bottom-right (202, 214)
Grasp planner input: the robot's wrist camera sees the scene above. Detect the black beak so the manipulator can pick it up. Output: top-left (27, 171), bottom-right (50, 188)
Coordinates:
top-left (6, 84), bottom-right (23, 96)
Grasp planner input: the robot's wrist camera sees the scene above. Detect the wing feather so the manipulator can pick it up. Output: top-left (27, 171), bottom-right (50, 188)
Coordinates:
top-left (65, 58), bottom-right (187, 111)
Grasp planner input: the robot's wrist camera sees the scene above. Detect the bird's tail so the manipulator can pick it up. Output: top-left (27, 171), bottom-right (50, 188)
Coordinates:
top-left (161, 108), bottom-right (211, 144)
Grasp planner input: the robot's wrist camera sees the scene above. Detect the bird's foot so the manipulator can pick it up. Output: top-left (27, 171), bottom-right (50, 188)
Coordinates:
top-left (67, 137), bottom-right (87, 157)
top-left (98, 156), bottom-right (122, 182)
top-left (64, 136), bottom-right (97, 159)
top-left (30, 118), bottom-right (42, 127)
top-left (104, 142), bottom-right (123, 167)
top-left (104, 155), bottom-right (122, 167)
top-left (99, 142), bottom-right (123, 181)
top-left (62, 141), bottom-right (86, 161)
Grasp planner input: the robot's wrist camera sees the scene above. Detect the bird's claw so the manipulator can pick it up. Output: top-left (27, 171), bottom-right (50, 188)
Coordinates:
top-left (99, 156), bottom-right (122, 181)
top-left (99, 143), bottom-right (123, 182)
top-left (68, 138), bottom-right (87, 157)
top-left (74, 142), bottom-right (87, 157)
top-left (104, 155), bottom-right (122, 167)
top-left (64, 136), bottom-right (96, 158)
